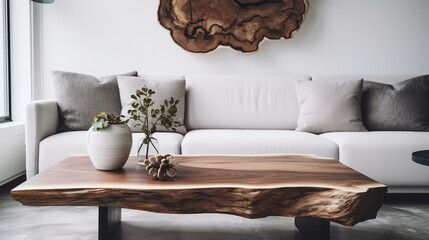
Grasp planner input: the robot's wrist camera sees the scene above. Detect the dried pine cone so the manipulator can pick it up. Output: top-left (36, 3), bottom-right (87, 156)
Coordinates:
top-left (143, 154), bottom-right (178, 180)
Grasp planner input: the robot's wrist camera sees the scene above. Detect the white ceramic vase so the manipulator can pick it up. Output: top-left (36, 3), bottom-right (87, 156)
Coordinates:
top-left (87, 123), bottom-right (132, 170)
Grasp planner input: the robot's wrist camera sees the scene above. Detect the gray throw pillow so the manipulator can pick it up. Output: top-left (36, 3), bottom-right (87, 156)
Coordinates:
top-left (53, 71), bottom-right (138, 132)
top-left (117, 75), bottom-right (187, 134)
top-left (362, 75), bottom-right (429, 131)
top-left (295, 79), bottom-right (367, 134)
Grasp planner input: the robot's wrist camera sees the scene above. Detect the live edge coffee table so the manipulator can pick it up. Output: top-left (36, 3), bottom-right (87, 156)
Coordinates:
top-left (12, 155), bottom-right (387, 240)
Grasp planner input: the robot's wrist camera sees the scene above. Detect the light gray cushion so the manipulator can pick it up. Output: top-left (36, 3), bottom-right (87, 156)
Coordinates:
top-left (52, 71), bottom-right (138, 132)
top-left (117, 75), bottom-right (187, 134)
top-left (295, 79), bottom-right (367, 134)
top-left (362, 75), bottom-right (429, 131)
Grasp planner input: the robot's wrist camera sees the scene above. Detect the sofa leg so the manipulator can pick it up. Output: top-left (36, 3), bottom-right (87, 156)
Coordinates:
top-left (99, 206), bottom-right (121, 240)
top-left (295, 217), bottom-right (330, 240)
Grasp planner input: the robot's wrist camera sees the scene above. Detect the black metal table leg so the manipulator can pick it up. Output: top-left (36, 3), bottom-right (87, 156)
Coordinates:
top-left (99, 206), bottom-right (121, 240)
top-left (295, 217), bottom-right (330, 240)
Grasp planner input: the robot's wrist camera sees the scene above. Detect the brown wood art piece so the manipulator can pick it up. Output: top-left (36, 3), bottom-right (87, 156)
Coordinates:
top-left (12, 155), bottom-right (386, 226)
top-left (158, 0), bottom-right (309, 53)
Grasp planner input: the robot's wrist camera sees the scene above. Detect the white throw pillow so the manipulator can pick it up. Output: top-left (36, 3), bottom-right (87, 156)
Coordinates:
top-left (295, 79), bottom-right (367, 134)
top-left (117, 75), bottom-right (187, 134)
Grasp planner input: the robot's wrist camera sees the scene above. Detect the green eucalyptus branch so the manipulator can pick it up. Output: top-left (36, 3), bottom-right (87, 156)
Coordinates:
top-left (122, 85), bottom-right (182, 159)
top-left (91, 112), bottom-right (124, 131)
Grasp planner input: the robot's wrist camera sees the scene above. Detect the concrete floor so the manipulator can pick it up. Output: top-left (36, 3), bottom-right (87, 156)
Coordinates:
top-left (1, 178), bottom-right (428, 240)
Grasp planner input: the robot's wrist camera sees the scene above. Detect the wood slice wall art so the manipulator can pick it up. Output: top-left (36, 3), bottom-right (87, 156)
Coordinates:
top-left (158, 0), bottom-right (309, 53)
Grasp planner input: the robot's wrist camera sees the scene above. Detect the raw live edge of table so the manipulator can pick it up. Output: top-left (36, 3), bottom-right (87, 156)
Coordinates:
top-left (11, 154), bottom-right (388, 240)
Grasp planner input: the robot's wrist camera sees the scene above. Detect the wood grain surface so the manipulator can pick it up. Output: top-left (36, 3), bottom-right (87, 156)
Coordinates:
top-left (158, 0), bottom-right (309, 53)
top-left (12, 155), bottom-right (387, 226)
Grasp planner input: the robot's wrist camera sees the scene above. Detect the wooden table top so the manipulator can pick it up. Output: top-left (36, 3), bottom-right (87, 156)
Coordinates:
top-left (12, 154), bottom-right (387, 226)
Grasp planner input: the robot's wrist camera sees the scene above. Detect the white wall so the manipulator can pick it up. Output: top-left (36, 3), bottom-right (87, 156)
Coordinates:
top-left (10, 0), bottom-right (31, 122)
top-left (37, 0), bottom-right (429, 99)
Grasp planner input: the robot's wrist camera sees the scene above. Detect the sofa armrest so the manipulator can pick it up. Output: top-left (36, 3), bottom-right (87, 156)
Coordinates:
top-left (26, 100), bottom-right (59, 179)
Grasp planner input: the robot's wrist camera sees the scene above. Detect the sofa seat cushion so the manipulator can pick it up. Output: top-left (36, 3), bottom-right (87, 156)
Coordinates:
top-left (181, 130), bottom-right (339, 159)
top-left (320, 132), bottom-right (429, 187)
top-left (39, 131), bottom-right (183, 173)
top-left (131, 132), bottom-right (183, 155)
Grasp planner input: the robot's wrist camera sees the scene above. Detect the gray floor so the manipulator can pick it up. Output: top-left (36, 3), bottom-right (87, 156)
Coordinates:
top-left (1, 178), bottom-right (428, 240)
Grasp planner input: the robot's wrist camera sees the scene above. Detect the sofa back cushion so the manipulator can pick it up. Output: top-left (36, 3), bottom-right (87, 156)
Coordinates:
top-left (185, 75), bottom-right (311, 130)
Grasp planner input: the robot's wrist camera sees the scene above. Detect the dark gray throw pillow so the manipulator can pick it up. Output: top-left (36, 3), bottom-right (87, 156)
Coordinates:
top-left (53, 71), bottom-right (138, 132)
top-left (362, 75), bottom-right (429, 131)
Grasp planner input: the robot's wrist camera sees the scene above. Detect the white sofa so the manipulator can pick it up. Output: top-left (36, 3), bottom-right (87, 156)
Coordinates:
top-left (26, 74), bottom-right (429, 193)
